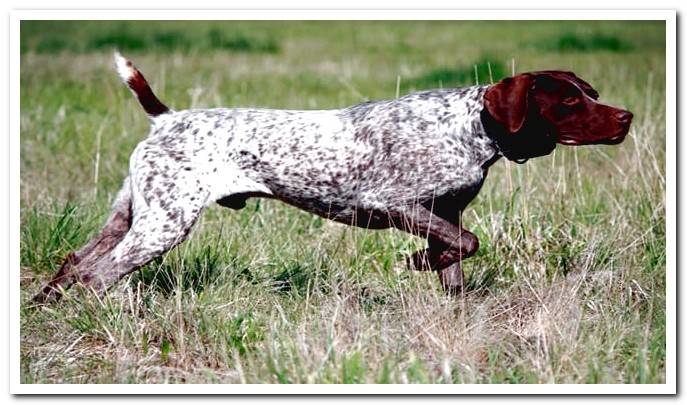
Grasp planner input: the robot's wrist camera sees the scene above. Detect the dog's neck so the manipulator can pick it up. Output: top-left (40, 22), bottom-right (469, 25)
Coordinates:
top-left (449, 85), bottom-right (503, 169)
top-left (476, 89), bottom-right (557, 164)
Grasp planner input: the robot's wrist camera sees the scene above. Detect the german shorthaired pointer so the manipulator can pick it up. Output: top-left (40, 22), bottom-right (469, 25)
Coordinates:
top-left (33, 53), bottom-right (633, 303)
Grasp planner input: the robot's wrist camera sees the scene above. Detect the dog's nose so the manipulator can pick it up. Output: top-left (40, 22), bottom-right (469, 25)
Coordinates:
top-left (615, 110), bottom-right (633, 124)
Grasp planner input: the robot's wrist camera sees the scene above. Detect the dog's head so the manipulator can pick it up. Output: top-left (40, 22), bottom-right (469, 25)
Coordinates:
top-left (481, 70), bottom-right (633, 160)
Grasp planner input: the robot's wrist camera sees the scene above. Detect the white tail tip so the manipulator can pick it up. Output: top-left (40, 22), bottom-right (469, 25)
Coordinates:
top-left (113, 51), bottom-right (134, 82)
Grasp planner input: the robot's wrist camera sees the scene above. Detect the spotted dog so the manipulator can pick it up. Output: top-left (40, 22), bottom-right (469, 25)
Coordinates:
top-left (33, 53), bottom-right (633, 303)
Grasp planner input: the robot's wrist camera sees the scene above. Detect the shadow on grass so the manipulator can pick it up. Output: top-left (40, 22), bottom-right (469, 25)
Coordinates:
top-left (131, 245), bottom-right (223, 296)
top-left (464, 263), bottom-right (499, 292)
top-left (271, 263), bottom-right (332, 297)
top-left (403, 57), bottom-right (507, 91)
top-left (537, 33), bottom-right (633, 53)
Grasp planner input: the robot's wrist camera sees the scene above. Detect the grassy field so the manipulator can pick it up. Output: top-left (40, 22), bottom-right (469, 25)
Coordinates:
top-left (19, 20), bottom-right (666, 384)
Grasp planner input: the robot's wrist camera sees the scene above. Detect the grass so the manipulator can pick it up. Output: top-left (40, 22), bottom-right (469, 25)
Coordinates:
top-left (539, 33), bottom-right (634, 53)
top-left (21, 21), bottom-right (281, 54)
top-left (403, 57), bottom-right (508, 91)
top-left (19, 20), bottom-right (666, 384)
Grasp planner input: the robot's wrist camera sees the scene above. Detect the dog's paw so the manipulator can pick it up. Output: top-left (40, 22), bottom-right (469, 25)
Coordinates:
top-left (437, 264), bottom-right (464, 296)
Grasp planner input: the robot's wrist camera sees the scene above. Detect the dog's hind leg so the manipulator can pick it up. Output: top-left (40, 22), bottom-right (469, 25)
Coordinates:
top-left (33, 178), bottom-right (133, 304)
top-left (74, 173), bottom-right (209, 295)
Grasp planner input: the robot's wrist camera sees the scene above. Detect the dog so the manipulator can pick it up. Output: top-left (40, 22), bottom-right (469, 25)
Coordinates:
top-left (32, 52), bottom-right (633, 303)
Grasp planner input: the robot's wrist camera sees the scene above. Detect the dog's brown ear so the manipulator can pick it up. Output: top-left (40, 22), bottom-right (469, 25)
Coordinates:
top-left (484, 74), bottom-right (534, 134)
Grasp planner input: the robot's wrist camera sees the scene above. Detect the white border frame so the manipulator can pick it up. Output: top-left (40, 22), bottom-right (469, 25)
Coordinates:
top-left (9, 9), bottom-right (676, 395)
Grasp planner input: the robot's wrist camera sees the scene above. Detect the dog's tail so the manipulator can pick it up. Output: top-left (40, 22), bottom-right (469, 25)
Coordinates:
top-left (114, 51), bottom-right (170, 118)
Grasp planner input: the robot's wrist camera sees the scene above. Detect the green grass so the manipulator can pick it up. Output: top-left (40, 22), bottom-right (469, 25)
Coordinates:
top-left (19, 20), bottom-right (666, 384)
top-left (21, 21), bottom-right (281, 54)
top-left (543, 33), bottom-right (634, 53)
top-left (404, 57), bottom-right (508, 91)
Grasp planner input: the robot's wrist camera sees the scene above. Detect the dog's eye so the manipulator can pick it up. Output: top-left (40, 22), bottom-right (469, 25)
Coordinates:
top-left (562, 96), bottom-right (580, 106)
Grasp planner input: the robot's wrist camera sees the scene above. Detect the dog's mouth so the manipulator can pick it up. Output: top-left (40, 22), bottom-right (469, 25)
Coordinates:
top-left (557, 127), bottom-right (629, 146)
top-left (594, 133), bottom-right (627, 145)
top-left (558, 137), bottom-right (583, 146)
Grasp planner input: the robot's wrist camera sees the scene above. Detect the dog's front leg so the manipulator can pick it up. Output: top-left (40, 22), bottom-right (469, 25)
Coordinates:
top-left (423, 232), bottom-right (478, 294)
top-left (394, 206), bottom-right (479, 295)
